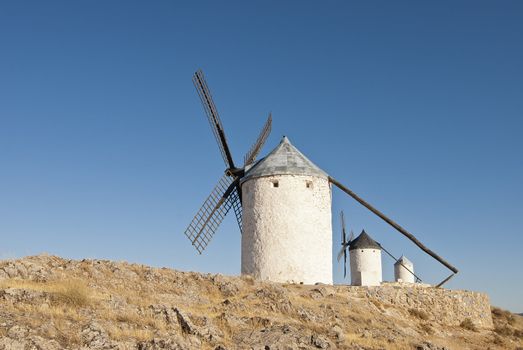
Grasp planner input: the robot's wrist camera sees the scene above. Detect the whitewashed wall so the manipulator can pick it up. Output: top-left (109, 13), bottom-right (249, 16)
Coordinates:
top-left (349, 248), bottom-right (382, 286)
top-left (241, 174), bottom-right (332, 284)
top-left (394, 259), bottom-right (415, 283)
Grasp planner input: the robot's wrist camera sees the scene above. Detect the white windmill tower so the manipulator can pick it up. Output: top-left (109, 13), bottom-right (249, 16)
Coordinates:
top-left (240, 136), bottom-right (332, 284)
top-left (348, 230), bottom-right (382, 286)
top-left (394, 256), bottom-right (415, 283)
top-left (182, 70), bottom-right (459, 287)
top-left (336, 217), bottom-right (382, 286)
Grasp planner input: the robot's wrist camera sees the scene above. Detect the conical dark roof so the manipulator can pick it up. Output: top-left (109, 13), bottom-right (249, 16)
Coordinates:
top-left (241, 136), bottom-right (328, 183)
top-left (349, 230), bottom-right (381, 251)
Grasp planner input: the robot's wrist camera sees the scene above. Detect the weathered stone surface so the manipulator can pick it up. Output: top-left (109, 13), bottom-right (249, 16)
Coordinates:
top-left (415, 341), bottom-right (450, 350)
top-left (149, 304), bottom-right (180, 325)
top-left (137, 337), bottom-right (198, 350)
top-left (174, 308), bottom-right (197, 335)
top-left (0, 326), bottom-right (63, 350)
top-left (0, 254), bottom-right (513, 350)
top-left (242, 172), bottom-right (333, 285)
top-left (0, 259), bottom-right (49, 281)
top-left (340, 283), bottom-right (493, 328)
top-left (81, 322), bottom-right (117, 349)
top-left (311, 334), bottom-right (330, 348)
top-left (1, 288), bottom-right (49, 304)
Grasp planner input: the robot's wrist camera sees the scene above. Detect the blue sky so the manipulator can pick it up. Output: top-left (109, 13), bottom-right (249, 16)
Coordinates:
top-left (1, 1), bottom-right (522, 311)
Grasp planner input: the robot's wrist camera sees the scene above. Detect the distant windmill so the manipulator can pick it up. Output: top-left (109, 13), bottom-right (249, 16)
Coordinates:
top-left (336, 210), bottom-right (422, 286)
top-left (183, 70), bottom-right (458, 286)
top-left (336, 211), bottom-right (354, 278)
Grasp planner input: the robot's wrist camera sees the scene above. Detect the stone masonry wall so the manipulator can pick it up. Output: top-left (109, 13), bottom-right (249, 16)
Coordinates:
top-left (241, 174), bottom-right (332, 284)
top-left (338, 283), bottom-right (493, 328)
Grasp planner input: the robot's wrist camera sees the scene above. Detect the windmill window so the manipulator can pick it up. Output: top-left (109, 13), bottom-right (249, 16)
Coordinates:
top-left (306, 181), bottom-right (313, 189)
top-left (271, 180), bottom-right (279, 188)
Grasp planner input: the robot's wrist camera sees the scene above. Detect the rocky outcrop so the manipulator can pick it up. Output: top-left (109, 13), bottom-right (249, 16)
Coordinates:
top-left (354, 283), bottom-right (493, 328)
top-left (0, 255), bottom-right (519, 350)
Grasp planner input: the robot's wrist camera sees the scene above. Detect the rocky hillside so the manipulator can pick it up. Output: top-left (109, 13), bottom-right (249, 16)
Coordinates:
top-left (0, 255), bottom-right (522, 350)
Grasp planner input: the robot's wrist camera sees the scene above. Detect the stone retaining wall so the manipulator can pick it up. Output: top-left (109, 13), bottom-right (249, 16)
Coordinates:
top-left (339, 283), bottom-right (493, 328)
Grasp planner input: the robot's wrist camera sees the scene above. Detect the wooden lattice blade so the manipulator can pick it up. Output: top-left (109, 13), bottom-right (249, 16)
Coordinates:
top-left (230, 187), bottom-right (242, 232)
top-left (183, 173), bottom-right (238, 254)
top-left (193, 70), bottom-right (235, 169)
top-left (244, 113), bottom-right (272, 166)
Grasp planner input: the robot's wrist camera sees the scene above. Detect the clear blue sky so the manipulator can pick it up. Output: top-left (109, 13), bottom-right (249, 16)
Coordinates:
top-left (1, 1), bottom-right (522, 311)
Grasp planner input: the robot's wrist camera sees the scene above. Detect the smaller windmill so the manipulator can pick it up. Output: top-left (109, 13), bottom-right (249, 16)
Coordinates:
top-left (336, 211), bottom-right (354, 278)
top-left (336, 210), bottom-right (422, 285)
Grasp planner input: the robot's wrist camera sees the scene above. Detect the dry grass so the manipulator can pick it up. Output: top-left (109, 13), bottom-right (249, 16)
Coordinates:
top-left (409, 308), bottom-right (429, 320)
top-left (490, 306), bottom-right (523, 345)
top-left (370, 298), bottom-right (384, 310)
top-left (492, 307), bottom-right (515, 325)
top-left (115, 310), bottom-right (143, 324)
top-left (460, 318), bottom-right (477, 332)
top-left (420, 322), bottom-right (434, 335)
top-left (11, 302), bottom-right (85, 323)
top-left (0, 294), bottom-right (86, 348)
top-left (103, 281), bottom-right (159, 307)
top-left (51, 279), bottom-right (90, 307)
top-left (0, 278), bottom-right (92, 307)
top-left (491, 334), bottom-right (505, 346)
top-left (108, 309), bottom-right (168, 331)
top-left (494, 325), bottom-right (513, 336)
top-left (341, 332), bottom-right (411, 350)
top-left (107, 326), bottom-right (155, 342)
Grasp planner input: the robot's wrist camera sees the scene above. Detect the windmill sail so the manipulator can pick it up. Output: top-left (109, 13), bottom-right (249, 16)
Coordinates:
top-left (244, 113), bottom-right (272, 166)
top-left (184, 69), bottom-right (272, 253)
top-left (336, 245), bottom-right (346, 262)
top-left (183, 174), bottom-right (239, 254)
top-left (230, 187), bottom-right (242, 232)
top-left (193, 69), bottom-right (235, 169)
top-left (337, 211), bottom-right (349, 277)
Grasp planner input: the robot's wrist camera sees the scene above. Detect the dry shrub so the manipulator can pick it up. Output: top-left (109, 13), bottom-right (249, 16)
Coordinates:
top-left (51, 279), bottom-right (90, 307)
top-left (492, 334), bottom-right (504, 346)
top-left (460, 318), bottom-right (477, 332)
top-left (409, 308), bottom-right (429, 320)
top-left (491, 307), bottom-right (515, 325)
top-left (514, 329), bottom-right (523, 339)
top-left (370, 299), bottom-right (383, 310)
top-left (116, 312), bottom-right (140, 324)
top-left (240, 275), bottom-right (255, 286)
top-left (494, 325), bottom-right (513, 336)
top-left (420, 323), bottom-right (434, 335)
